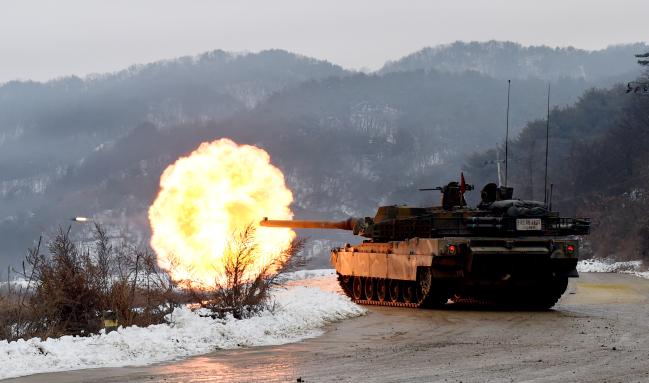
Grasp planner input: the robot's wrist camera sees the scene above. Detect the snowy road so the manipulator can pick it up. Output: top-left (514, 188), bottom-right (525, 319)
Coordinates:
top-left (6, 272), bottom-right (649, 382)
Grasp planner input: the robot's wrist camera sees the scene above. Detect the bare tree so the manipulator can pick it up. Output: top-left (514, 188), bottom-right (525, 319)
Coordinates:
top-left (189, 224), bottom-right (305, 319)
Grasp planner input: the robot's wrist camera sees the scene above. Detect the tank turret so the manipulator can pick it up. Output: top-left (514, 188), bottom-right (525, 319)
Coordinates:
top-left (261, 181), bottom-right (589, 242)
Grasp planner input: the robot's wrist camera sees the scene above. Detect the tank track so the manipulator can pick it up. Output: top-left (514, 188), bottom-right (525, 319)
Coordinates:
top-left (338, 273), bottom-right (568, 310)
top-left (450, 287), bottom-right (565, 310)
top-left (498, 276), bottom-right (568, 310)
top-left (350, 299), bottom-right (421, 309)
top-left (337, 273), bottom-right (444, 309)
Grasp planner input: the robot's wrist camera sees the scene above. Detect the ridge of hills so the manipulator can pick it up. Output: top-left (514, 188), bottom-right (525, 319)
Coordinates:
top-left (380, 40), bottom-right (647, 82)
top-left (0, 41), bottom-right (645, 265)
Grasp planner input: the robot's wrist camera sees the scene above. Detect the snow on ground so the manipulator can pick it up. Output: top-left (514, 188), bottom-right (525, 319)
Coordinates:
top-left (281, 268), bottom-right (335, 281)
top-left (0, 274), bottom-right (365, 380)
top-left (578, 259), bottom-right (649, 279)
top-left (0, 279), bottom-right (30, 290)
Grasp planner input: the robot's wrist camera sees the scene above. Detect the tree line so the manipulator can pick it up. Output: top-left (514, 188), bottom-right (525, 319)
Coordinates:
top-left (466, 55), bottom-right (649, 261)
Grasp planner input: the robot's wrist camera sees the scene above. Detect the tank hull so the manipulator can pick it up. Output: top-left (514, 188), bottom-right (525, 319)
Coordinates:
top-left (332, 236), bottom-right (578, 309)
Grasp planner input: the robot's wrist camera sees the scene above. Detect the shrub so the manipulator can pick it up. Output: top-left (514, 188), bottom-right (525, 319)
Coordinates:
top-left (0, 224), bottom-right (180, 341)
top-left (188, 225), bottom-right (305, 319)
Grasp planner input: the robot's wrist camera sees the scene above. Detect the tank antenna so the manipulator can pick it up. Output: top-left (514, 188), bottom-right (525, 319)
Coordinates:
top-left (504, 79), bottom-right (511, 187)
top-left (543, 83), bottom-right (551, 205)
top-left (549, 183), bottom-right (554, 211)
top-left (496, 150), bottom-right (502, 186)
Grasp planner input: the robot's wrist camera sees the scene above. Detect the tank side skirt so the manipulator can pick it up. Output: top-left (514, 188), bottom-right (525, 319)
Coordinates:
top-left (334, 250), bottom-right (431, 281)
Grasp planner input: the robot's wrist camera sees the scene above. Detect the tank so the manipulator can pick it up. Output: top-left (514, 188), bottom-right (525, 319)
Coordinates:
top-left (261, 180), bottom-right (590, 309)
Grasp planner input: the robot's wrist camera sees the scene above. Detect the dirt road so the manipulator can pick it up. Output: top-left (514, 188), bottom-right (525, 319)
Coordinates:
top-left (6, 273), bottom-right (649, 383)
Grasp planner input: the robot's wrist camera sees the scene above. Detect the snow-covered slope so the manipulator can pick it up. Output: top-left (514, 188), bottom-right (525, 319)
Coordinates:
top-left (0, 274), bottom-right (364, 380)
top-left (578, 259), bottom-right (649, 279)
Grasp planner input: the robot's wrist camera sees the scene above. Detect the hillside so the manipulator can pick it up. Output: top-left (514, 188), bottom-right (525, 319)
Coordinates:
top-left (0, 42), bottom-right (645, 265)
top-left (0, 49), bottom-right (346, 182)
top-left (0, 49), bottom-right (348, 264)
top-left (381, 41), bottom-right (647, 83)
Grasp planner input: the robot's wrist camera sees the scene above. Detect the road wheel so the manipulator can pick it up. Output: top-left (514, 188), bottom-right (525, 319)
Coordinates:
top-left (415, 268), bottom-right (432, 305)
top-left (352, 276), bottom-right (364, 300)
top-left (377, 279), bottom-right (388, 302)
top-left (402, 281), bottom-right (415, 303)
top-left (337, 274), bottom-right (353, 298)
top-left (388, 279), bottom-right (401, 303)
top-left (364, 277), bottom-right (375, 301)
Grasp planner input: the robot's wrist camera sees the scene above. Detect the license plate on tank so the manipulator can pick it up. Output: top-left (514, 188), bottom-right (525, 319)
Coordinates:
top-left (516, 218), bottom-right (542, 231)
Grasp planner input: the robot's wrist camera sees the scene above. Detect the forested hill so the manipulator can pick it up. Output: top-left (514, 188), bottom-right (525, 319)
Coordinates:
top-left (0, 49), bottom-right (348, 264)
top-left (0, 42), bottom-right (645, 265)
top-left (466, 66), bottom-right (649, 261)
top-left (381, 41), bottom-right (647, 83)
top-left (0, 49), bottom-right (345, 172)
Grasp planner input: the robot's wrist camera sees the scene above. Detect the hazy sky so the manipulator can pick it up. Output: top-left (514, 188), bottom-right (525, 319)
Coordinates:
top-left (1, 0), bottom-right (647, 83)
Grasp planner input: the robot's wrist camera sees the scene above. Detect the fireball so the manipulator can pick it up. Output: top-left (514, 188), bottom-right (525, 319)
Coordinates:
top-left (148, 138), bottom-right (295, 286)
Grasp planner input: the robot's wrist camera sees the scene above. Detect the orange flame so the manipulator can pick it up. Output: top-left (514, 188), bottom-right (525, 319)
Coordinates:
top-left (148, 138), bottom-right (295, 286)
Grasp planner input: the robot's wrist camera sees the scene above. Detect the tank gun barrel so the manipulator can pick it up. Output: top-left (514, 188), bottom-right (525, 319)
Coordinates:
top-left (260, 217), bottom-right (359, 230)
